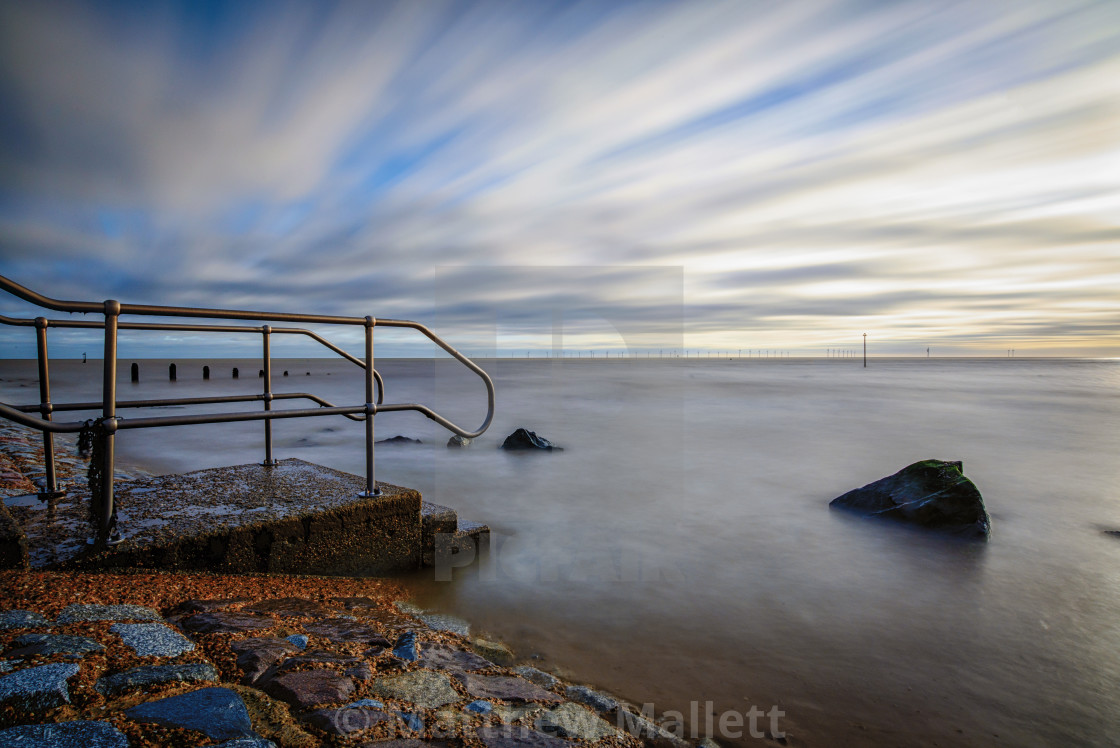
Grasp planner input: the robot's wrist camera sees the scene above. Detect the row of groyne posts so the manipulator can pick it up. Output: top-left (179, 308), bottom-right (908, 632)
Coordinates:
top-left (131, 363), bottom-right (308, 381)
top-left (0, 273), bottom-right (495, 549)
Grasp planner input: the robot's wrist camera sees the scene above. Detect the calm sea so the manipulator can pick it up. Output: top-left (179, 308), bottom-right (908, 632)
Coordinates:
top-left (2, 356), bottom-right (1119, 746)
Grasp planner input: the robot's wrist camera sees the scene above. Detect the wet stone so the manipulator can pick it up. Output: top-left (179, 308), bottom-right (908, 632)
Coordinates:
top-left (303, 617), bottom-right (391, 646)
top-left (96, 662), bottom-right (220, 697)
top-left (393, 631), bottom-right (418, 661)
top-left (0, 720), bottom-right (129, 747)
top-left (512, 667), bottom-right (559, 690)
top-left (110, 623), bottom-right (195, 657)
top-left (0, 661), bottom-right (13, 673)
top-left (372, 671), bottom-right (460, 709)
top-left (244, 597), bottom-right (333, 619)
top-left (286, 634), bottom-right (309, 650)
top-left (535, 702), bottom-right (617, 741)
top-left (126, 686), bottom-right (254, 741)
top-left (305, 706), bottom-right (396, 736)
top-left (349, 698), bottom-right (386, 708)
top-left (394, 601), bottom-right (425, 616)
top-left (477, 725), bottom-right (573, 748)
top-left (364, 741), bottom-right (454, 748)
top-left (0, 662), bottom-right (79, 711)
top-left (417, 613), bottom-right (470, 637)
top-left (419, 644), bottom-right (493, 672)
top-left (182, 610), bottom-right (279, 635)
top-left (397, 711), bottom-right (425, 732)
top-left (565, 685), bottom-right (618, 713)
top-left (467, 700), bottom-right (493, 715)
top-left (0, 610), bottom-right (48, 629)
top-left (454, 674), bottom-right (561, 704)
top-left (265, 668), bottom-right (356, 710)
top-left (56, 604), bottom-right (161, 623)
top-left (6, 633), bottom-right (104, 657)
top-left (472, 638), bottom-right (515, 666)
top-left (231, 637), bottom-right (298, 685)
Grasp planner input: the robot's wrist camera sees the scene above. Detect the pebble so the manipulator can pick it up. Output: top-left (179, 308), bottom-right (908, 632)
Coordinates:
top-left (110, 623), bottom-right (195, 657)
top-left (467, 699), bottom-right (494, 715)
top-left (95, 663), bottom-right (220, 697)
top-left (56, 604), bottom-right (162, 623)
top-left (126, 686), bottom-right (255, 741)
top-left (0, 610), bottom-right (48, 629)
top-left (397, 710), bottom-right (425, 732)
top-left (347, 698), bottom-right (385, 709)
top-left (0, 720), bottom-right (129, 748)
top-left (0, 662), bottom-right (80, 711)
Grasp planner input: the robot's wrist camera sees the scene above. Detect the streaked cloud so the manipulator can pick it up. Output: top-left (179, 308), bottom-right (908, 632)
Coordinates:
top-left (0, 0), bottom-right (1117, 357)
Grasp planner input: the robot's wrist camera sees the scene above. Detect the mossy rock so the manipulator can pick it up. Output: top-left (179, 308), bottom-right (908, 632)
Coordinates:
top-left (829, 459), bottom-right (990, 539)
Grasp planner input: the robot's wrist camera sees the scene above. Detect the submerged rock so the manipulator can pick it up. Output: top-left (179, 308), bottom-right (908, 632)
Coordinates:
top-left (830, 460), bottom-right (990, 538)
top-left (501, 429), bottom-right (561, 452)
top-left (447, 435), bottom-right (472, 448)
top-left (377, 435), bottom-right (423, 445)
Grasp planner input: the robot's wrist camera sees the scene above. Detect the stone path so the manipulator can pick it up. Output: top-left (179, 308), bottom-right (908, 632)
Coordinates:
top-left (0, 596), bottom-right (688, 748)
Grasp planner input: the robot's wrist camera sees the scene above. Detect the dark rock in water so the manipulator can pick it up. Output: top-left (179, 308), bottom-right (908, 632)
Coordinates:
top-left (447, 435), bottom-right (472, 448)
top-left (377, 435), bottom-right (423, 445)
top-left (501, 428), bottom-right (562, 452)
top-left (830, 460), bottom-right (990, 538)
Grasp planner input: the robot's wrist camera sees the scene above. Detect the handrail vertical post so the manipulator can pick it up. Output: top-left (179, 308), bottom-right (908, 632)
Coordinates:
top-left (34, 317), bottom-right (63, 497)
top-left (100, 300), bottom-right (120, 545)
top-left (359, 316), bottom-right (380, 497)
top-left (261, 325), bottom-right (274, 466)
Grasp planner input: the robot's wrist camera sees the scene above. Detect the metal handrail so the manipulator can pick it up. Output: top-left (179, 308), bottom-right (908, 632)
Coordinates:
top-left (0, 273), bottom-right (495, 546)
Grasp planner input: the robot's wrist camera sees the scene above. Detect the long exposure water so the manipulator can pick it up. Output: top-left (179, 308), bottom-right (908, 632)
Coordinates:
top-left (2, 356), bottom-right (1119, 746)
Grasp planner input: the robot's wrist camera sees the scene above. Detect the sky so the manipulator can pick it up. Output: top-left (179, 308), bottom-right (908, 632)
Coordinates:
top-left (0, 0), bottom-right (1118, 358)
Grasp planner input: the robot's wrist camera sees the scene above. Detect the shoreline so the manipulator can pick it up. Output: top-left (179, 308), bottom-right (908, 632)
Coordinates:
top-left (0, 424), bottom-right (728, 748)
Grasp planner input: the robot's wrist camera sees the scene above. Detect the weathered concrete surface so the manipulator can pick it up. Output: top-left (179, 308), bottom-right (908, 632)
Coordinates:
top-left (25, 459), bottom-right (422, 574)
